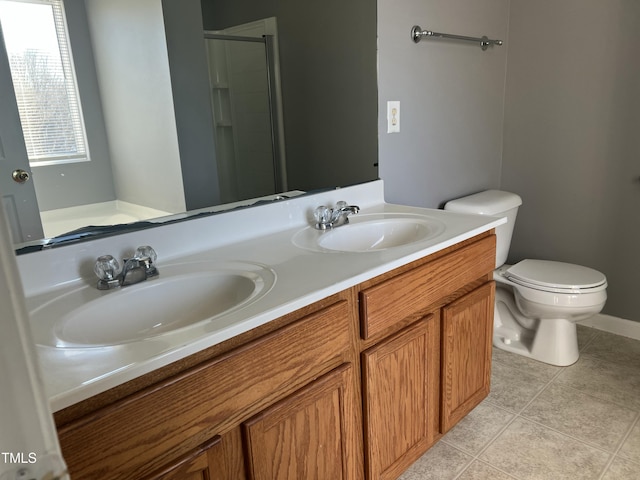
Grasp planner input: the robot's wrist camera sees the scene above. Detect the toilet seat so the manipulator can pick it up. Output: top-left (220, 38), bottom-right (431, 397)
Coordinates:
top-left (504, 259), bottom-right (607, 294)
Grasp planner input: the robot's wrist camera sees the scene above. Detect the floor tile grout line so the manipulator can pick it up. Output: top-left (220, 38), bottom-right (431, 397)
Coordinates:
top-left (517, 414), bottom-right (625, 457)
top-left (490, 356), bottom-right (564, 383)
top-left (513, 362), bottom-right (566, 414)
top-left (547, 378), bottom-right (640, 415)
top-left (580, 350), bottom-right (640, 369)
top-left (438, 401), bottom-right (522, 479)
top-left (578, 328), bottom-right (601, 352)
top-left (594, 415), bottom-right (638, 480)
top-left (445, 399), bottom-right (530, 479)
top-left (446, 410), bottom-right (525, 480)
top-left (506, 355), bottom-right (640, 477)
top-left (473, 458), bottom-right (521, 480)
top-left (578, 329), bottom-right (640, 370)
top-left (446, 445), bottom-right (477, 480)
top-left (451, 359), bottom-right (598, 480)
top-left (441, 438), bottom-right (521, 480)
top-left (578, 327), bottom-right (640, 479)
top-left (451, 456), bottom-right (521, 480)
top-left (407, 327), bottom-right (640, 480)
top-left (598, 412), bottom-right (640, 480)
top-left (497, 328), bottom-right (640, 480)
top-left (445, 353), bottom-right (567, 476)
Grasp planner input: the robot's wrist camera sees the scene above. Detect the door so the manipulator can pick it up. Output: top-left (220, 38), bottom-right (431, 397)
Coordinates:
top-left (204, 18), bottom-right (287, 204)
top-left (362, 315), bottom-right (440, 480)
top-left (0, 24), bottom-right (43, 243)
top-left (243, 364), bottom-right (362, 480)
top-left (441, 282), bottom-right (494, 433)
top-left (145, 436), bottom-right (226, 480)
top-left (0, 192), bottom-right (67, 479)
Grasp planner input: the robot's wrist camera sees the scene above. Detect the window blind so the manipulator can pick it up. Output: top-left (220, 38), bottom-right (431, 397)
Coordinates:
top-left (0, 0), bottom-right (88, 165)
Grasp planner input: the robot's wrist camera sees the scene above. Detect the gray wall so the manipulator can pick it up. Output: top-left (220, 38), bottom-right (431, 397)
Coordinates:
top-left (202, 0), bottom-right (274, 30)
top-left (378, 0), bottom-right (640, 321)
top-left (32, 0), bottom-right (116, 211)
top-left (378, 0), bottom-right (509, 208)
top-left (501, 0), bottom-right (640, 321)
top-left (277, 0), bottom-right (378, 190)
top-left (202, 0), bottom-right (378, 192)
top-left (162, 0), bottom-right (221, 210)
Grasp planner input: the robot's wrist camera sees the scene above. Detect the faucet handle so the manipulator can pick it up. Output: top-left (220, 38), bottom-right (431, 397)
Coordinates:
top-left (314, 206), bottom-right (332, 229)
top-left (94, 255), bottom-right (121, 280)
top-left (135, 245), bottom-right (157, 263)
top-left (94, 255), bottom-right (122, 290)
top-left (134, 245), bottom-right (158, 276)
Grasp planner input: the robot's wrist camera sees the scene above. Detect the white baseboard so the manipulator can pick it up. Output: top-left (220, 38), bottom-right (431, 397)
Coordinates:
top-left (578, 314), bottom-right (640, 341)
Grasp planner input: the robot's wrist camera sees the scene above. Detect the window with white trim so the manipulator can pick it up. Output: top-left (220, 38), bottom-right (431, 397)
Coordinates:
top-left (0, 0), bottom-right (88, 166)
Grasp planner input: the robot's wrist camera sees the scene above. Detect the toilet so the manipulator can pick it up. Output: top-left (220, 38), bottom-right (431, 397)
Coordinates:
top-left (444, 190), bottom-right (607, 366)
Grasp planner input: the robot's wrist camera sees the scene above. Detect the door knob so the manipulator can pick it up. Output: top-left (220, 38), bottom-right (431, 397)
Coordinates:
top-left (12, 169), bottom-right (30, 183)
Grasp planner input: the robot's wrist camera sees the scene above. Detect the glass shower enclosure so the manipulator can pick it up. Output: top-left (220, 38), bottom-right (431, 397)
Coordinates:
top-left (204, 29), bottom-right (286, 204)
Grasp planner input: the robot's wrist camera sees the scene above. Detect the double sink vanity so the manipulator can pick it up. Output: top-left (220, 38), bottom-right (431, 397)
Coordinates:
top-left (18, 180), bottom-right (505, 479)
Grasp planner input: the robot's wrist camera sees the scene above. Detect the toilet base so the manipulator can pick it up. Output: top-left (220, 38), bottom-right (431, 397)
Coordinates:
top-left (493, 288), bottom-right (579, 367)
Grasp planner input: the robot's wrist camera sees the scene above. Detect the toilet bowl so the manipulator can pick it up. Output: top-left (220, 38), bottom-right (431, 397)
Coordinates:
top-left (493, 260), bottom-right (607, 366)
top-left (444, 190), bottom-right (607, 366)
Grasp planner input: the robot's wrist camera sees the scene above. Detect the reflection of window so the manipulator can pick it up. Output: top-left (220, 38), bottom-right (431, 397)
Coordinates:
top-left (0, 0), bottom-right (88, 166)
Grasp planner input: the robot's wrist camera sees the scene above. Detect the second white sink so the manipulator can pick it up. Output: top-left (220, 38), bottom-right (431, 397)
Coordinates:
top-left (293, 214), bottom-right (446, 253)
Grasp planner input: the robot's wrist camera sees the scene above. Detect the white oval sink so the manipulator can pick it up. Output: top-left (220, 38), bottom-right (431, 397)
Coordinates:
top-left (319, 218), bottom-right (435, 252)
top-left (30, 261), bottom-right (275, 348)
top-left (292, 214), bottom-right (446, 253)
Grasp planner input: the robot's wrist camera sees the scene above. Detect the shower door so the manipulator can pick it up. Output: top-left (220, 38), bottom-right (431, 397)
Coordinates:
top-left (204, 31), bottom-right (286, 204)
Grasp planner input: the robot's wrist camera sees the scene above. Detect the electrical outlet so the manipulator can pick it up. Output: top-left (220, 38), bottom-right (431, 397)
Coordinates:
top-left (387, 101), bottom-right (400, 133)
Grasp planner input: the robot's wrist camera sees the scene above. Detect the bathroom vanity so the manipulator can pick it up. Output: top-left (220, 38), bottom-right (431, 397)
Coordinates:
top-left (18, 181), bottom-right (503, 480)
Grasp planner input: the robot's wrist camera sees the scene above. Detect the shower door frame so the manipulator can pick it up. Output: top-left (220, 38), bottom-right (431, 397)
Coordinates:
top-left (204, 31), bottom-right (287, 199)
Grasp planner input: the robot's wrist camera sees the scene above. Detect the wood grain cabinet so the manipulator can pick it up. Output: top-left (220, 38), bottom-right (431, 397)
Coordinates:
top-left (55, 232), bottom-right (496, 480)
top-left (244, 363), bottom-right (360, 480)
top-left (144, 436), bottom-right (222, 480)
top-left (362, 315), bottom-right (440, 480)
top-left (441, 282), bottom-right (495, 433)
top-left (359, 234), bottom-right (496, 478)
top-left (56, 295), bottom-right (362, 480)
top-left (144, 428), bottom-right (249, 480)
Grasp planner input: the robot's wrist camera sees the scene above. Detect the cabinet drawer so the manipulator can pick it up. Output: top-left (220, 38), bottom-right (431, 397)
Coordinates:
top-left (360, 235), bottom-right (495, 339)
top-left (58, 300), bottom-right (353, 480)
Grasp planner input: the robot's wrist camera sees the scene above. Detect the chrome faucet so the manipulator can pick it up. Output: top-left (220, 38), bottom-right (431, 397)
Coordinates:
top-left (94, 245), bottom-right (159, 290)
top-left (314, 201), bottom-right (360, 230)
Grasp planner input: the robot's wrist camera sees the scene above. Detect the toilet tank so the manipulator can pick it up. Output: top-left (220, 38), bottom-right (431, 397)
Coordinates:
top-left (443, 190), bottom-right (522, 268)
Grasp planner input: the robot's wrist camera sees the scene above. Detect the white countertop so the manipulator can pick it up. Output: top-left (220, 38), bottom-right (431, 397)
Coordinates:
top-left (18, 181), bottom-right (505, 412)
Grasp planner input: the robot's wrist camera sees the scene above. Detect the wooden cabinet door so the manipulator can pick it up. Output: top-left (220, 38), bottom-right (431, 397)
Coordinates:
top-left (441, 282), bottom-right (495, 433)
top-left (147, 436), bottom-right (221, 480)
top-left (145, 430), bottom-right (246, 480)
top-left (206, 427), bottom-right (246, 480)
top-left (243, 363), bottom-right (362, 480)
top-left (362, 315), bottom-right (440, 480)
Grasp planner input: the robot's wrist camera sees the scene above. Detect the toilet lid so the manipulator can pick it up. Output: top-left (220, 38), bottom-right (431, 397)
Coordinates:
top-left (504, 259), bottom-right (607, 293)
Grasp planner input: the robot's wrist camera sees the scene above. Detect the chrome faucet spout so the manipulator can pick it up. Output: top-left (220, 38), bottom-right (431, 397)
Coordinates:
top-left (121, 258), bottom-right (148, 286)
top-left (314, 201), bottom-right (360, 230)
top-left (94, 246), bottom-right (159, 290)
top-left (335, 205), bottom-right (360, 216)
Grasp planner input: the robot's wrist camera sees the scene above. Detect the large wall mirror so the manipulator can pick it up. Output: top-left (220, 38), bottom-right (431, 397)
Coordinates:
top-left (0, 0), bottom-right (377, 252)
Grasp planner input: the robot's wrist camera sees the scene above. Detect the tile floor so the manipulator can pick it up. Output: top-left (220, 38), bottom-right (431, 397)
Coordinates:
top-left (400, 325), bottom-right (640, 480)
